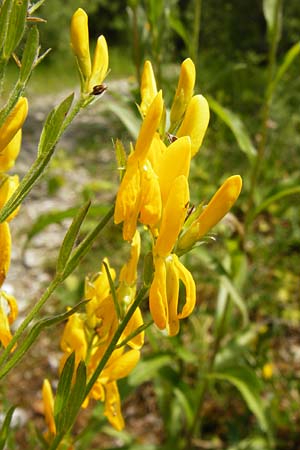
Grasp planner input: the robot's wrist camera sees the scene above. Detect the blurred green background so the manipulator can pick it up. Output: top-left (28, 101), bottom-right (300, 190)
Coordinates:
top-left (3, 0), bottom-right (300, 449)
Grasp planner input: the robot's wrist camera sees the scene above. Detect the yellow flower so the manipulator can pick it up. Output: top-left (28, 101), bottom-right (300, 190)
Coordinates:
top-left (176, 95), bottom-right (210, 156)
top-left (0, 222), bottom-right (11, 288)
top-left (178, 175), bottom-right (243, 251)
top-left (0, 97), bottom-right (28, 153)
top-left (0, 174), bottom-right (20, 221)
top-left (169, 58), bottom-right (196, 129)
top-left (114, 91), bottom-right (163, 241)
top-left (140, 60), bottom-right (158, 117)
top-left (71, 8), bottom-right (108, 94)
top-left (42, 379), bottom-right (56, 436)
top-left (0, 290), bottom-right (18, 348)
top-left (0, 129), bottom-right (22, 172)
top-left (150, 175), bottom-right (196, 336)
top-left (60, 312), bottom-right (87, 370)
top-left (88, 347), bottom-right (140, 430)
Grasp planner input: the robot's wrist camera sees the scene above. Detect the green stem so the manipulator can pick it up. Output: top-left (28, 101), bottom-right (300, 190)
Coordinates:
top-left (0, 57), bottom-right (8, 98)
top-left (191, 0), bottom-right (201, 66)
top-left (246, 0), bottom-right (282, 223)
top-left (185, 296), bottom-right (230, 448)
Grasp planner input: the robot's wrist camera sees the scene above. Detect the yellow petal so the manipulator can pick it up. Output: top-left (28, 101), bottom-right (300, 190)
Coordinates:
top-left (123, 307), bottom-right (144, 349)
top-left (0, 222), bottom-right (11, 287)
top-left (60, 313), bottom-right (87, 364)
top-left (134, 91), bottom-right (163, 162)
top-left (157, 136), bottom-right (191, 206)
top-left (155, 175), bottom-right (189, 257)
top-left (173, 254), bottom-right (196, 319)
top-left (89, 35), bottom-right (109, 90)
top-left (170, 58), bottom-right (195, 128)
top-left (114, 159), bottom-right (141, 241)
top-left (0, 129), bottom-right (22, 172)
top-left (176, 95), bottom-right (210, 156)
top-left (104, 349), bottom-right (140, 381)
top-left (1, 290), bottom-right (18, 324)
top-left (165, 256), bottom-right (180, 336)
top-left (178, 175), bottom-right (243, 250)
top-left (104, 381), bottom-right (124, 430)
top-left (119, 230), bottom-right (141, 285)
top-left (147, 132), bottom-right (166, 173)
top-left (140, 60), bottom-right (158, 116)
top-left (70, 8), bottom-right (91, 79)
top-left (0, 175), bottom-right (20, 221)
top-left (42, 379), bottom-right (56, 435)
top-left (0, 298), bottom-right (12, 348)
top-left (149, 256), bottom-right (168, 330)
top-left (139, 159), bottom-right (162, 229)
top-left (0, 98), bottom-right (28, 153)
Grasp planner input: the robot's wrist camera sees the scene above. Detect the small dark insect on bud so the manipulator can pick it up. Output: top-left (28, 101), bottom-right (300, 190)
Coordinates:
top-left (91, 84), bottom-right (107, 96)
top-left (167, 133), bottom-right (178, 144)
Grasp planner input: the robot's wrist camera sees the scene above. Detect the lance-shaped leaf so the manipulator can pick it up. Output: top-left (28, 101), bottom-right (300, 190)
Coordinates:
top-left (263, 0), bottom-right (282, 44)
top-left (208, 95), bottom-right (257, 162)
top-left (2, 0), bottom-right (29, 60)
top-left (19, 25), bottom-right (40, 84)
top-left (0, 406), bottom-right (15, 450)
top-left (0, 1), bottom-right (12, 53)
top-left (54, 352), bottom-right (75, 431)
top-left (62, 361), bottom-right (87, 433)
top-left (210, 366), bottom-right (271, 435)
top-left (56, 200), bottom-right (91, 275)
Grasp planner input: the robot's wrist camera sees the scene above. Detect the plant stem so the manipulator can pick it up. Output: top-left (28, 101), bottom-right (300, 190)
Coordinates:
top-left (191, 0), bottom-right (202, 67)
top-left (246, 0), bottom-right (282, 224)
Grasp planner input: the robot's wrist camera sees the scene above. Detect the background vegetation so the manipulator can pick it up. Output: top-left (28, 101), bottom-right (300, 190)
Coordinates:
top-left (1, 0), bottom-right (300, 449)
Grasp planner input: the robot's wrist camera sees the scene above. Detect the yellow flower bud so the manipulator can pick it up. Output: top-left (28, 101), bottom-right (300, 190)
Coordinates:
top-left (176, 95), bottom-right (210, 156)
top-left (42, 379), bottom-right (56, 435)
top-left (0, 97), bottom-right (28, 153)
top-left (170, 58), bottom-right (195, 129)
top-left (70, 8), bottom-right (92, 79)
top-left (0, 222), bottom-right (11, 287)
top-left (178, 175), bottom-right (242, 250)
top-left (140, 60), bottom-right (158, 116)
top-left (0, 175), bottom-right (20, 221)
top-left (88, 35), bottom-right (109, 91)
top-left (0, 130), bottom-right (22, 172)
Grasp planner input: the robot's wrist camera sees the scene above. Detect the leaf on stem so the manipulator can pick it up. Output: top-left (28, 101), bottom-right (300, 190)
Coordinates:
top-left (207, 95), bottom-right (257, 161)
top-left (2, 0), bottom-right (28, 60)
top-left (19, 25), bottom-right (40, 84)
top-left (0, 406), bottom-right (16, 450)
top-left (56, 200), bottom-right (91, 275)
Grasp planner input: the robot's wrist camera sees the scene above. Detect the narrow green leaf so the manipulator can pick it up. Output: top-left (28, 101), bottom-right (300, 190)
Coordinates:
top-left (210, 366), bottom-right (270, 433)
top-left (268, 41), bottom-right (300, 98)
top-left (38, 93), bottom-right (74, 157)
top-left (248, 185), bottom-right (300, 223)
top-left (63, 361), bottom-right (87, 431)
top-left (107, 101), bottom-right (140, 139)
top-left (128, 354), bottom-right (173, 386)
top-left (103, 259), bottom-right (120, 320)
top-left (3, 0), bottom-right (28, 59)
top-left (168, 15), bottom-right (190, 50)
top-left (263, 0), bottom-right (282, 43)
top-left (208, 95), bottom-right (257, 161)
top-left (0, 406), bottom-right (15, 450)
top-left (220, 275), bottom-right (249, 327)
top-left (0, 0), bottom-right (12, 53)
top-left (56, 200), bottom-right (91, 274)
top-left (174, 387), bottom-right (194, 428)
top-left (54, 352), bottom-right (75, 431)
top-left (27, 0), bottom-right (45, 14)
top-left (0, 301), bottom-right (88, 379)
top-left (19, 25), bottom-right (40, 83)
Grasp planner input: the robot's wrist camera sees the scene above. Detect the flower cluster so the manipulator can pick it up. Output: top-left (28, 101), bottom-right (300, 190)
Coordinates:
top-left (0, 97), bottom-right (28, 348)
top-left (43, 9), bottom-right (242, 437)
top-left (115, 58), bottom-right (242, 336)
